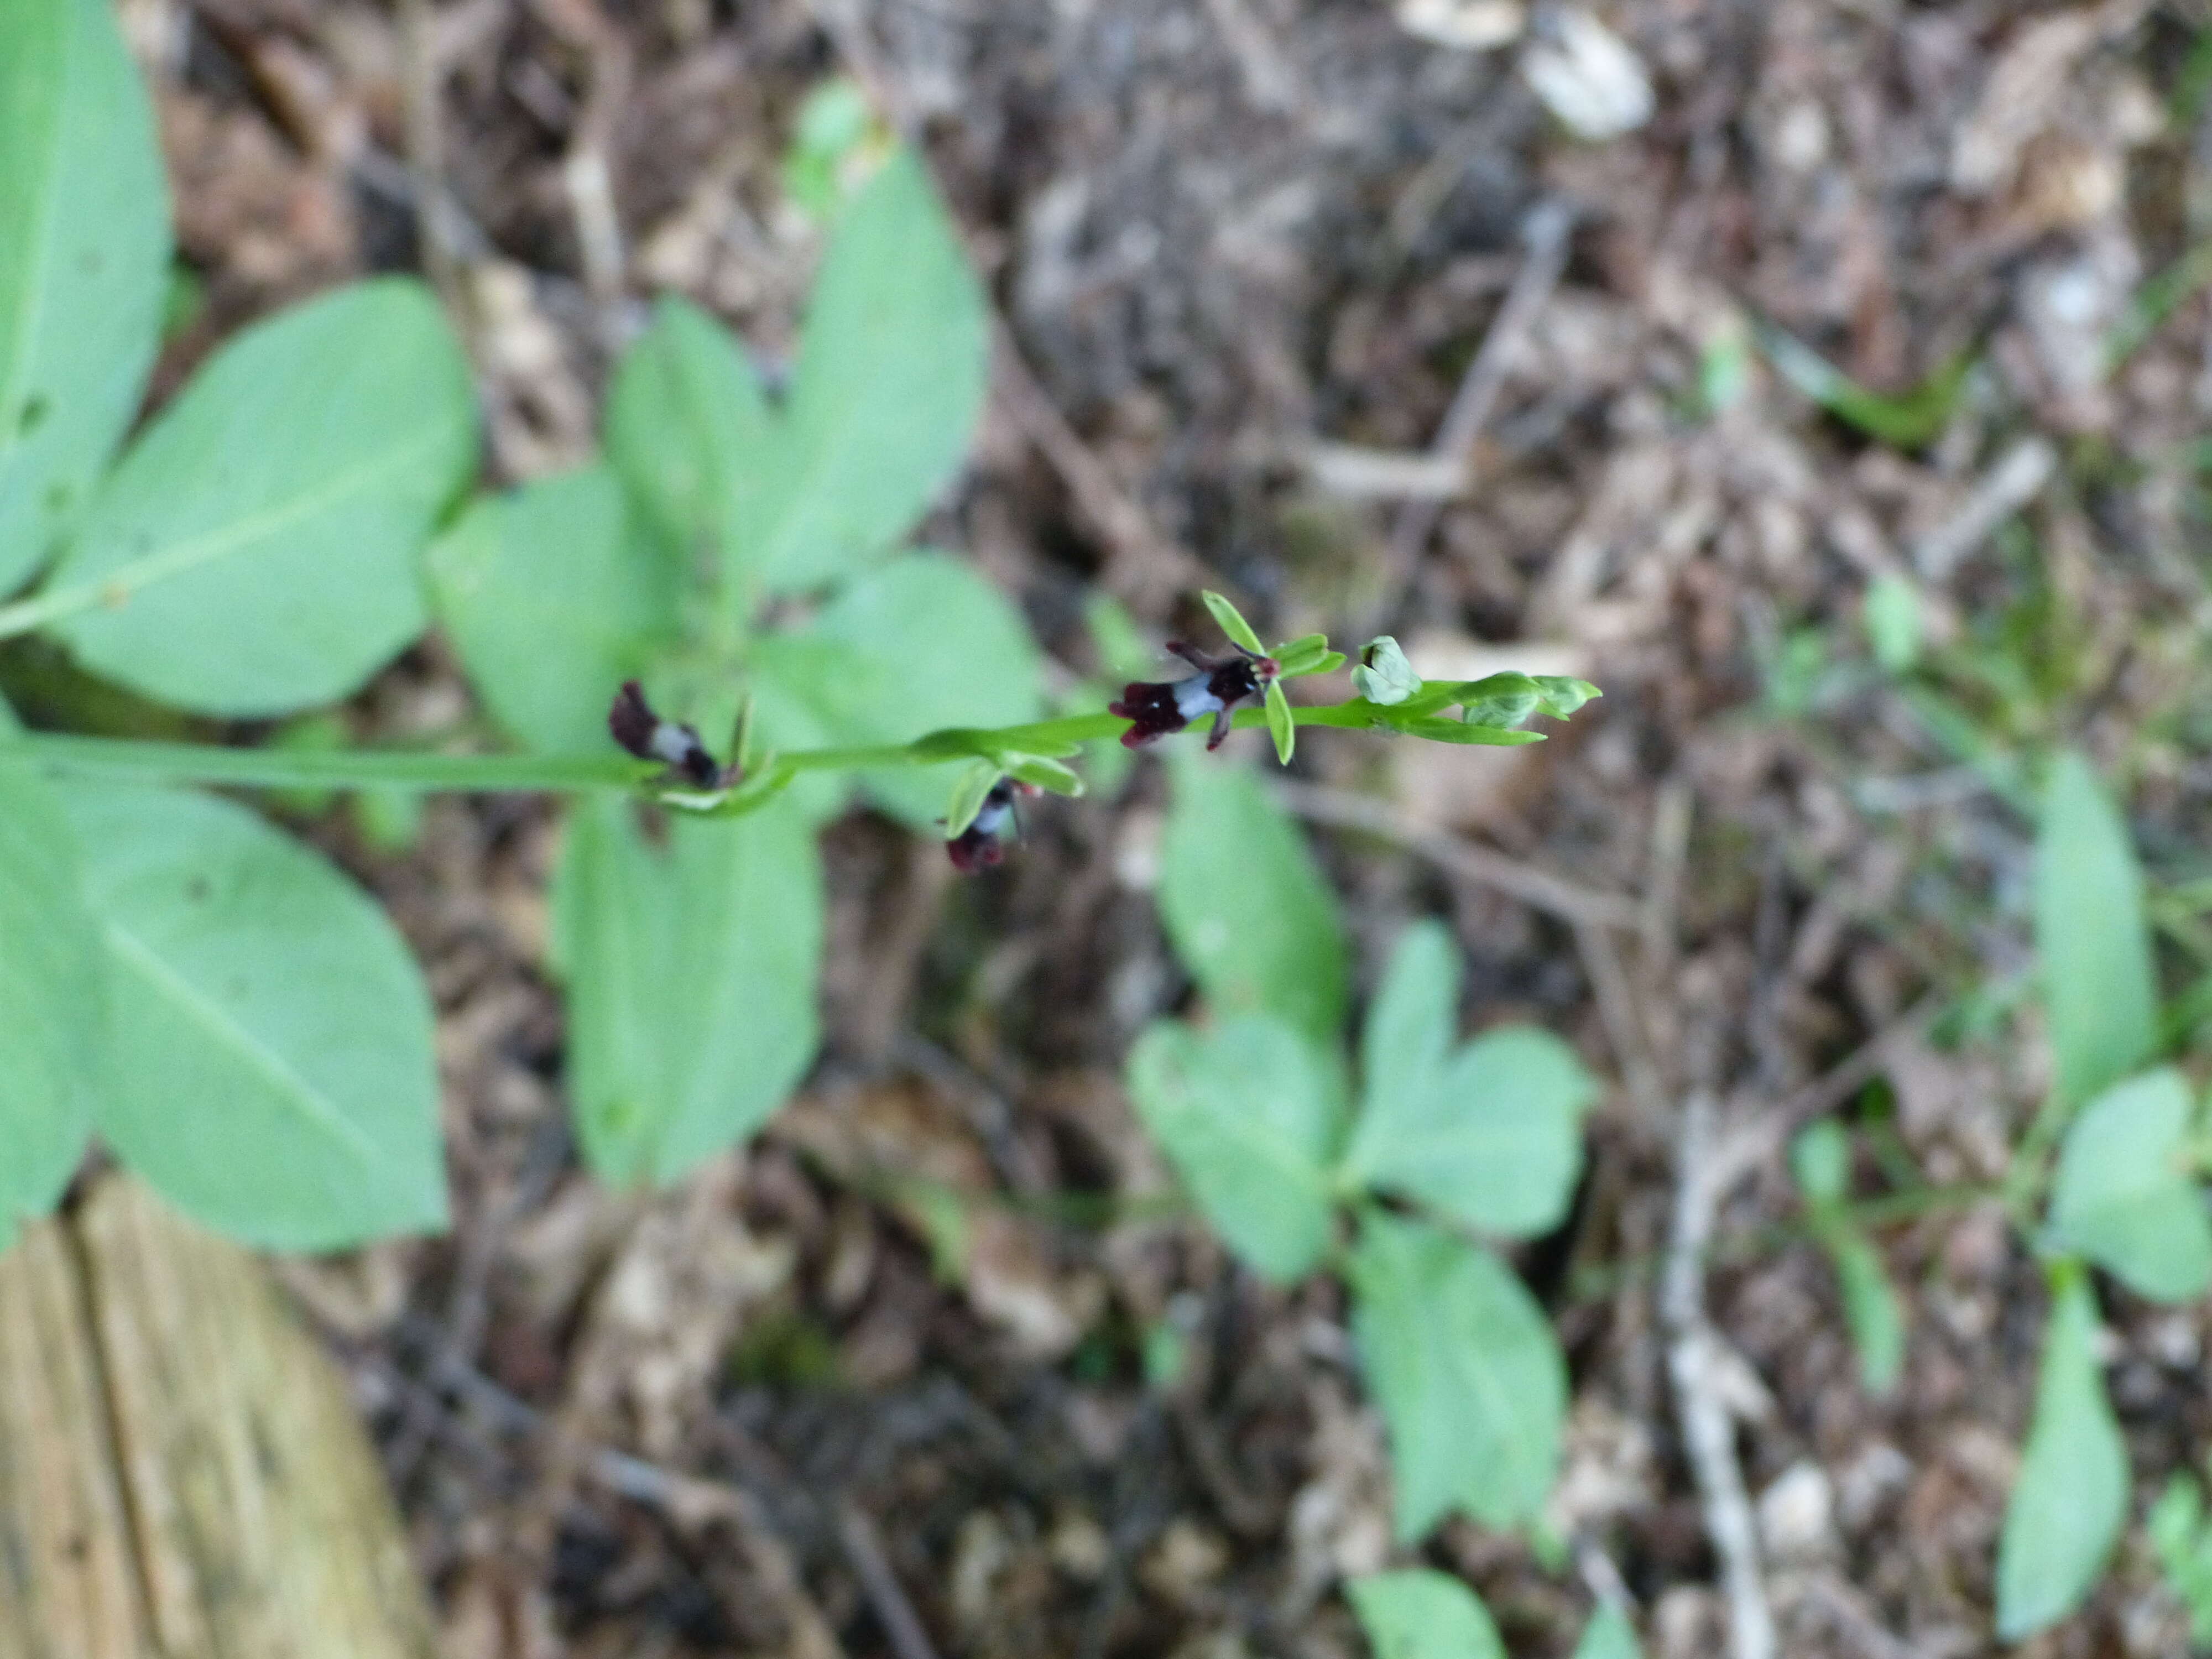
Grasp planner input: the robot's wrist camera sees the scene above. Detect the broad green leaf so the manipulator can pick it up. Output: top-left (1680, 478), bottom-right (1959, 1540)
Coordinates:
top-left (1360, 920), bottom-right (1459, 1124)
top-left (1826, 1227), bottom-right (1906, 1394)
top-left (427, 466), bottom-right (682, 755)
top-left (48, 279), bottom-right (478, 714)
top-left (1572, 1606), bottom-right (1644, 1659)
top-left (1350, 1211), bottom-right (1566, 1537)
top-left (745, 149), bottom-right (988, 594)
top-left (1125, 1015), bottom-right (1343, 1280)
top-left (0, 0), bottom-right (170, 594)
top-left (753, 551), bottom-right (1042, 827)
top-left (1353, 637), bottom-right (1421, 706)
top-left (603, 295), bottom-right (773, 587)
top-left (1265, 677), bottom-right (1295, 764)
top-left (59, 781), bottom-right (447, 1249)
top-left (551, 794), bottom-right (823, 1186)
top-left (0, 765), bottom-right (101, 1236)
top-left (2049, 1068), bottom-right (2212, 1303)
top-left (2035, 753), bottom-right (2157, 1108)
top-left (1347, 1570), bottom-right (1505, 1659)
top-left (1346, 1024), bottom-right (1594, 1238)
top-left (1202, 590), bottom-right (1265, 656)
top-left (1995, 1266), bottom-right (2129, 1640)
top-left (1160, 753), bottom-right (1347, 1046)
top-left (942, 759), bottom-right (998, 837)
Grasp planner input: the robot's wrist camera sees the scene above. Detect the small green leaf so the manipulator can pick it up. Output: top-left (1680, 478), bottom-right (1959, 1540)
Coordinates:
top-left (2036, 753), bottom-right (2157, 1108)
top-left (746, 149), bottom-right (988, 594)
top-left (1296, 650), bottom-right (1348, 678)
top-left (1452, 671), bottom-right (1539, 727)
top-left (0, 0), bottom-right (171, 595)
top-left (1160, 752), bottom-right (1348, 1046)
top-left (1360, 921), bottom-right (1459, 1125)
top-left (1530, 675), bottom-right (1601, 719)
top-left (603, 295), bottom-right (774, 583)
top-left (1265, 677), bottom-right (1296, 765)
top-left (1572, 1605), bottom-right (1644, 1659)
top-left (1347, 1024), bottom-right (1594, 1238)
top-left (1391, 717), bottom-right (1546, 747)
top-left (1352, 637), bottom-right (1421, 706)
top-left (1790, 1121), bottom-right (1851, 1204)
top-left (1995, 1265), bottom-right (2128, 1641)
top-left (1201, 590), bottom-right (1266, 656)
top-left (0, 765), bottom-right (101, 1238)
top-left (59, 781), bottom-right (447, 1249)
top-left (551, 795), bottom-right (824, 1186)
top-left (1001, 752), bottom-right (1083, 796)
top-left (1126, 1014), bottom-right (1344, 1281)
top-left (2049, 1068), bottom-right (2212, 1303)
top-left (48, 280), bottom-right (479, 715)
top-left (1351, 1210), bottom-right (1566, 1537)
top-left (1827, 1228), bottom-right (1906, 1394)
top-left (753, 551), bottom-right (1044, 827)
top-left (1271, 633), bottom-right (1331, 675)
top-left (1756, 322), bottom-right (1973, 450)
top-left (1864, 573), bottom-right (1922, 673)
top-left (1347, 1570), bottom-right (1506, 1659)
top-left (942, 759), bottom-right (999, 837)
top-left (427, 466), bottom-right (683, 755)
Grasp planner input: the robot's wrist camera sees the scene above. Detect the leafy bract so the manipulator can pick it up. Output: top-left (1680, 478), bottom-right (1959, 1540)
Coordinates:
top-left (2035, 753), bottom-right (2157, 1109)
top-left (744, 149), bottom-right (988, 594)
top-left (59, 781), bottom-right (447, 1249)
top-left (427, 466), bottom-right (682, 755)
top-left (1995, 1266), bottom-right (2128, 1640)
top-left (1126, 1014), bottom-right (1342, 1280)
top-left (2049, 1068), bottom-right (2212, 1303)
top-left (1350, 1210), bottom-right (1566, 1538)
top-left (1160, 753), bottom-right (1347, 1046)
top-left (0, 765), bottom-right (101, 1236)
top-left (551, 795), bottom-right (823, 1186)
top-left (0, 0), bottom-right (170, 595)
top-left (603, 295), bottom-right (773, 585)
top-left (49, 280), bottom-right (478, 715)
top-left (1346, 1570), bottom-right (1506, 1659)
top-left (1201, 590), bottom-right (1266, 656)
top-left (754, 551), bottom-right (1043, 827)
top-left (1348, 1018), bottom-right (1595, 1239)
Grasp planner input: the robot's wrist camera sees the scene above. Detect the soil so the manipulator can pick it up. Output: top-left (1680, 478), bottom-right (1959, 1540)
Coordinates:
top-left (83, 0), bottom-right (2212, 1655)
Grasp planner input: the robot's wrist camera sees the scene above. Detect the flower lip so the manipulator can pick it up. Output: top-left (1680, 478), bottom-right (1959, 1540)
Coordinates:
top-left (1110, 640), bottom-right (1279, 750)
top-left (608, 680), bottom-right (731, 790)
top-left (947, 777), bottom-right (1034, 872)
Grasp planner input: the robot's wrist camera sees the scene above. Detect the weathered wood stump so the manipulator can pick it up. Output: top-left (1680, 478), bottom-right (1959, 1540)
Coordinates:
top-left (0, 1176), bottom-right (437, 1659)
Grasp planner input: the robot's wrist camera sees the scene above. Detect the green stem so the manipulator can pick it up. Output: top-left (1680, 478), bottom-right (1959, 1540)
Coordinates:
top-left (0, 701), bottom-right (1391, 796)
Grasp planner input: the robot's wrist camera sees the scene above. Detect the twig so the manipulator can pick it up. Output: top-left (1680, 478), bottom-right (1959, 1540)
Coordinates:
top-left (1574, 917), bottom-right (1668, 1129)
top-left (1662, 1088), bottom-right (1777, 1659)
top-left (1910, 436), bottom-right (2056, 583)
top-left (1274, 780), bottom-right (1640, 931)
top-left (837, 1501), bottom-right (943, 1659)
top-left (1370, 198), bottom-right (1574, 628)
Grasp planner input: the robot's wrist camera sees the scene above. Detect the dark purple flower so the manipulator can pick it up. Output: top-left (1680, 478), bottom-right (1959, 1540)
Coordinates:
top-left (947, 778), bottom-right (1034, 872)
top-left (1109, 640), bottom-right (1279, 750)
top-left (608, 680), bottom-right (730, 790)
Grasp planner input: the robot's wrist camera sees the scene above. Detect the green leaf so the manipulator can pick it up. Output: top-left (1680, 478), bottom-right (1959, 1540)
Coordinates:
top-left (1995, 1265), bottom-right (2129, 1640)
top-left (551, 795), bottom-right (823, 1186)
top-left (1360, 921), bottom-right (1459, 1124)
top-left (1790, 1121), bottom-right (1851, 1204)
top-left (1347, 1024), bottom-right (1594, 1238)
top-left (1391, 716), bottom-right (1545, 747)
top-left (48, 280), bottom-right (479, 715)
top-left (1271, 633), bottom-right (1331, 676)
top-left (1265, 677), bottom-right (1295, 765)
top-left (1572, 1606), bottom-right (1644, 1659)
top-left (1352, 637), bottom-right (1421, 706)
top-left (58, 781), bottom-right (447, 1249)
top-left (1347, 1570), bottom-right (1506, 1659)
top-left (1202, 590), bottom-right (1266, 656)
top-left (1827, 1228), bottom-right (1906, 1394)
top-left (1351, 1211), bottom-right (1566, 1537)
top-left (2035, 753), bottom-right (2157, 1108)
top-left (0, 765), bottom-right (101, 1236)
top-left (942, 759), bottom-right (998, 837)
top-left (1160, 753), bottom-right (1348, 1046)
top-left (1755, 322), bottom-right (1972, 450)
top-left (754, 551), bottom-right (1043, 826)
top-left (2049, 1068), bottom-right (2212, 1303)
top-left (0, 0), bottom-right (171, 595)
top-left (1864, 572), bottom-right (1922, 673)
top-left (1125, 1015), bottom-right (1343, 1281)
top-left (747, 149), bottom-right (988, 594)
top-left (1001, 752), bottom-right (1083, 796)
top-left (1452, 671), bottom-right (1540, 727)
top-left (603, 295), bottom-right (774, 586)
top-left (427, 466), bottom-right (683, 755)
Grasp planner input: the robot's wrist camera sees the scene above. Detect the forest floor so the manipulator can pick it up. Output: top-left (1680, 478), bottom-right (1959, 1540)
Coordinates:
top-left (91, 0), bottom-right (2212, 1655)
